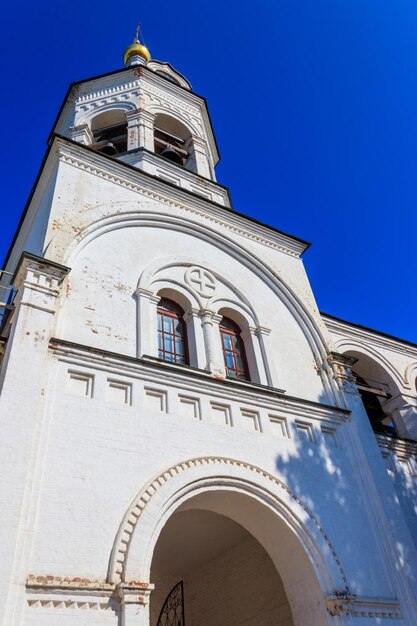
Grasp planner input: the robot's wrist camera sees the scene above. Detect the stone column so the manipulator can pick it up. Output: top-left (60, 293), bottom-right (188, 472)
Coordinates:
top-left (199, 309), bottom-right (225, 376)
top-left (117, 582), bottom-right (153, 626)
top-left (135, 288), bottom-right (160, 359)
top-left (383, 395), bottom-right (417, 440)
top-left (70, 123), bottom-right (94, 145)
top-left (183, 307), bottom-right (206, 369)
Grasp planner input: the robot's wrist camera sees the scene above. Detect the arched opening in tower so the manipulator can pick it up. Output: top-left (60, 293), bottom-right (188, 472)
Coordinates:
top-left (153, 113), bottom-right (192, 169)
top-left (90, 110), bottom-right (128, 155)
top-left (345, 350), bottom-right (397, 435)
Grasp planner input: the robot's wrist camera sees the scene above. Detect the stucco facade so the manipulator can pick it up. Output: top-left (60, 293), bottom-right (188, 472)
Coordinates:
top-left (0, 47), bottom-right (416, 626)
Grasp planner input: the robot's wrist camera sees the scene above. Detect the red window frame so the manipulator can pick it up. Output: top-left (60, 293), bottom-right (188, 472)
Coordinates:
top-left (157, 298), bottom-right (189, 365)
top-left (219, 317), bottom-right (250, 381)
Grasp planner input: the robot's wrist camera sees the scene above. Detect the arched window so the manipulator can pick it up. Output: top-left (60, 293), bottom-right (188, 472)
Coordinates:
top-left (219, 317), bottom-right (250, 381)
top-left (157, 298), bottom-right (189, 365)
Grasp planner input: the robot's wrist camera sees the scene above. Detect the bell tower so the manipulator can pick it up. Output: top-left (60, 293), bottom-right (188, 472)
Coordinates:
top-left (1, 26), bottom-right (417, 626)
top-left (56, 30), bottom-right (221, 190)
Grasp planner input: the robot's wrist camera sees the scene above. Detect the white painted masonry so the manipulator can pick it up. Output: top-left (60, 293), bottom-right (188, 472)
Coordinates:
top-left (0, 48), bottom-right (416, 626)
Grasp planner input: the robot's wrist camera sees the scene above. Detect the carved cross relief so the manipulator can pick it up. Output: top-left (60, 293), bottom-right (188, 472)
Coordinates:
top-left (185, 266), bottom-right (216, 298)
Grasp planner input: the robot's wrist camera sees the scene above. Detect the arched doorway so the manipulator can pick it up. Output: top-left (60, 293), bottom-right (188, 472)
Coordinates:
top-left (110, 458), bottom-right (345, 626)
top-left (150, 505), bottom-right (293, 625)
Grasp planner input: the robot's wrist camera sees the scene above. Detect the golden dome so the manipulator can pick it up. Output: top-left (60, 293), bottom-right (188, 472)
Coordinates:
top-left (123, 34), bottom-right (151, 66)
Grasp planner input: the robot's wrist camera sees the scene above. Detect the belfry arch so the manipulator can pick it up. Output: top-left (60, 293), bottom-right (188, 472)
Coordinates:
top-left (109, 457), bottom-right (347, 626)
top-left (341, 346), bottom-right (403, 434)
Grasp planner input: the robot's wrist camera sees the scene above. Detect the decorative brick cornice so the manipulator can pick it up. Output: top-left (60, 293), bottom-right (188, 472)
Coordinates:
top-left (27, 575), bottom-right (114, 591)
top-left (26, 575), bottom-right (153, 611)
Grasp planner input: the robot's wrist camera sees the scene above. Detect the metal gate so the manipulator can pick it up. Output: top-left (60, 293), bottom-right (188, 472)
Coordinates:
top-left (157, 581), bottom-right (184, 626)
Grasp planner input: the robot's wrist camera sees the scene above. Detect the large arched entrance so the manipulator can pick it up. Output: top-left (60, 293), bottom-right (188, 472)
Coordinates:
top-left (110, 458), bottom-right (346, 626)
top-left (150, 501), bottom-right (293, 625)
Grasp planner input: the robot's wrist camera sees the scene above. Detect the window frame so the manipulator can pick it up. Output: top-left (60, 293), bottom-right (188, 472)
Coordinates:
top-left (219, 316), bottom-right (250, 381)
top-left (157, 298), bottom-right (189, 366)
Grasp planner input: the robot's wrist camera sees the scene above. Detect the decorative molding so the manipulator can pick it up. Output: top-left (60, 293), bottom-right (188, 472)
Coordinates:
top-left (27, 574), bottom-right (150, 591)
top-left (76, 80), bottom-right (141, 104)
top-left (326, 594), bottom-right (401, 619)
top-left (185, 266), bottom-right (216, 298)
top-left (323, 315), bottom-right (417, 360)
top-left (27, 599), bottom-right (115, 610)
top-left (26, 575), bottom-right (153, 611)
top-left (109, 455), bottom-right (348, 587)
top-left (49, 337), bottom-right (349, 423)
top-left (142, 82), bottom-right (200, 117)
top-left (147, 60), bottom-right (192, 90)
top-left (376, 433), bottom-right (417, 457)
top-left (326, 352), bottom-right (359, 395)
top-left (56, 142), bottom-right (306, 258)
top-left (27, 575), bottom-right (113, 592)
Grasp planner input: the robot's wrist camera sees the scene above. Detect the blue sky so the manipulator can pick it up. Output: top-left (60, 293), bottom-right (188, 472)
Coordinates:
top-left (1, 1), bottom-right (417, 341)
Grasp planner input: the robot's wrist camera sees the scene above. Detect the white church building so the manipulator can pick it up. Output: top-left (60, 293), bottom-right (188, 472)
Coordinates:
top-left (0, 32), bottom-right (417, 626)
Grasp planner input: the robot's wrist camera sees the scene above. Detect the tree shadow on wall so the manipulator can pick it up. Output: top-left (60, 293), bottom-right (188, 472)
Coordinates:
top-left (273, 389), bottom-right (417, 600)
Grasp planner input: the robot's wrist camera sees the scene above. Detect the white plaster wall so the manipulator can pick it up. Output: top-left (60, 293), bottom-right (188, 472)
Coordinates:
top-left (26, 356), bottom-right (391, 600)
top-left (56, 223), bottom-right (325, 401)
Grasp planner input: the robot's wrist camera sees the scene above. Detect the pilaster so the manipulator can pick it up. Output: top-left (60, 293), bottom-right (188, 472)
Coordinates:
top-left (326, 351), bottom-right (417, 623)
top-left (186, 135), bottom-right (211, 179)
top-left (0, 254), bottom-right (70, 391)
top-left (130, 109), bottom-right (156, 151)
top-left (0, 254), bottom-right (70, 626)
top-left (117, 582), bottom-right (154, 626)
top-left (254, 325), bottom-right (277, 387)
top-left (69, 123), bottom-right (94, 145)
top-left (241, 325), bottom-right (268, 385)
top-left (383, 394), bottom-right (417, 440)
top-left (135, 287), bottom-right (160, 359)
top-left (327, 352), bottom-right (359, 403)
